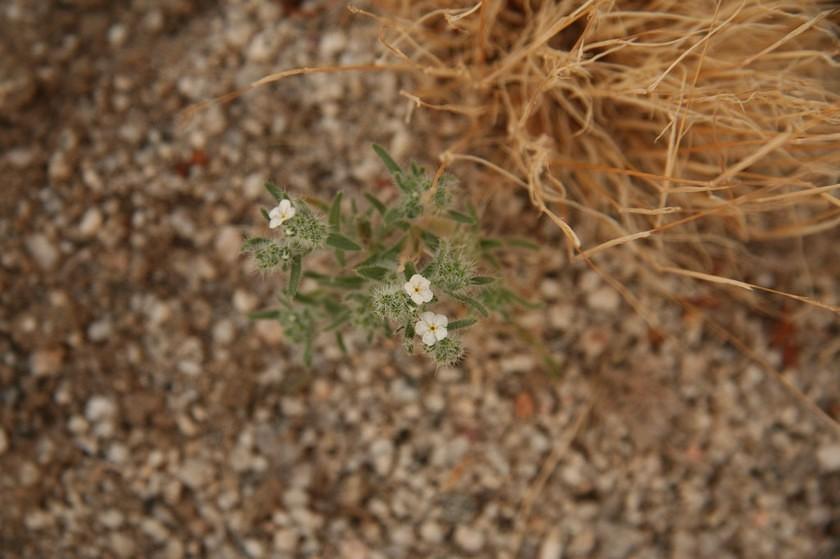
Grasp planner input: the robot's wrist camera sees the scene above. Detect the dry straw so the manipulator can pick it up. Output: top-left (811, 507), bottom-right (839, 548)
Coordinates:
top-left (355, 0), bottom-right (840, 312)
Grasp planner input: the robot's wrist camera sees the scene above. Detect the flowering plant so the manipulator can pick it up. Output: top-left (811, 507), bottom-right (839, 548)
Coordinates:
top-left (243, 145), bottom-right (537, 367)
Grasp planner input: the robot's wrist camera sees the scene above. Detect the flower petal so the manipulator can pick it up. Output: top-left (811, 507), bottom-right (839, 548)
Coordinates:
top-left (420, 311), bottom-right (436, 324)
top-left (269, 218), bottom-right (283, 229)
top-left (422, 332), bottom-right (437, 346)
top-left (415, 320), bottom-right (430, 336)
top-left (419, 290), bottom-right (433, 304)
top-left (269, 207), bottom-right (282, 219)
top-left (434, 327), bottom-right (448, 341)
top-left (433, 313), bottom-right (448, 327)
top-left (279, 199), bottom-right (292, 211)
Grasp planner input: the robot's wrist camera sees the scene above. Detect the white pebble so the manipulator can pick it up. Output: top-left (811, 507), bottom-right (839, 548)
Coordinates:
top-left (78, 207), bottom-right (103, 237)
top-left (454, 525), bottom-right (484, 552)
top-left (817, 444), bottom-right (840, 472)
top-left (85, 396), bottom-right (116, 422)
top-left (26, 234), bottom-right (59, 270)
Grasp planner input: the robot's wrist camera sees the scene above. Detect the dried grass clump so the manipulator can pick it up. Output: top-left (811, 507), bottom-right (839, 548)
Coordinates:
top-left (361, 0), bottom-right (840, 312)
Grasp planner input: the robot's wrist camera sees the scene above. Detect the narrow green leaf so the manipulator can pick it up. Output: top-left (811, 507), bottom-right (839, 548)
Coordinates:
top-left (294, 292), bottom-right (318, 305)
top-left (449, 291), bottom-right (489, 317)
top-left (248, 310), bottom-right (280, 320)
top-left (479, 238), bottom-right (504, 250)
top-left (447, 210), bottom-right (476, 225)
top-left (334, 249), bottom-right (346, 267)
top-left (303, 335), bottom-right (313, 367)
top-left (419, 230), bottom-right (439, 251)
top-left (260, 208), bottom-right (270, 222)
top-left (403, 261), bottom-right (416, 280)
top-left (287, 255), bottom-right (302, 296)
top-left (448, 318), bottom-right (477, 330)
top-left (326, 312), bottom-right (351, 330)
top-left (330, 275), bottom-right (367, 289)
top-left (372, 144), bottom-right (402, 176)
top-left (381, 235), bottom-right (407, 261)
top-left (507, 237), bottom-right (541, 251)
top-left (355, 266), bottom-right (390, 280)
top-left (470, 276), bottom-right (495, 285)
top-left (264, 181), bottom-right (285, 202)
top-left (326, 233), bottom-right (362, 251)
top-left (336, 331), bottom-right (348, 354)
top-left (364, 193), bottom-right (386, 215)
top-left (329, 191), bottom-right (343, 230)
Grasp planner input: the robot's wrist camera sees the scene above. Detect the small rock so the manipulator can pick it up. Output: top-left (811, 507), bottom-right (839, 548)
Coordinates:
top-left (233, 289), bottom-right (258, 312)
top-left (0, 429), bottom-right (7, 455)
top-left (273, 529), bottom-right (297, 552)
top-left (87, 318), bottom-right (112, 342)
top-left (539, 528), bottom-right (564, 559)
top-left (178, 459), bottom-right (213, 489)
top-left (420, 521), bottom-right (444, 544)
top-left (243, 539), bottom-right (264, 558)
top-left (586, 286), bottom-right (620, 312)
top-left (85, 395), bottom-right (116, 422)
top-left (26, 234), bottom-right (59, 270)
top-left (31, 348), bottom-right (63, 377)
top-left (212, 320), bottom-right (235, 345)
top-left (99, 509), bottom-right (125, 529)
top-left (369, 438), bottom-right (394, 476)
top-left (816, 444), bottom-right (840, 472)
top-left (78, 207), bottom-right (103, 238)
top-left (454, 525), bottom-right (484, 553)
top-left (214, 226), bottom-right (241, 262)
top-left (110, 533), bottom-right (136, 558)
top-left (48, 151), bottom-right (74, 182)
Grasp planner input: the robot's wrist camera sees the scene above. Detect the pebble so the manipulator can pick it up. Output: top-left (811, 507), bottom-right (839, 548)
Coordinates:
top-left (420, 520), bottom-right (444, 544)
top-left (87, 318), bottom-right (113, 342)
top-left (538, 528), bottom-right (564, 559)
top-left (586, 286), bottom-right (621, 312)
top-left (0, 429), bottom-right (7, 455)
top-left (85, 396), bottom-right (116, 422)
top-left (178, 459), bottom-right (213, 489)
top-left (369, 438), bottom-right (394, 476)
top-left (816, 444), bottom-right (840, 472)
top-left (26, 234), bottom-right (59, 270)
top-left (214, 226), bottom-right (241, 262)
top-left (31, 348), bottom-right (63, 377)
top-left (273, 529), bottom-right (298, 552)
top-left (454, 525), bottom-right (484, 553)
top-left (78, 207), bottom-right (103, 237)
top-left (109, 532), bottom-right (135, 557)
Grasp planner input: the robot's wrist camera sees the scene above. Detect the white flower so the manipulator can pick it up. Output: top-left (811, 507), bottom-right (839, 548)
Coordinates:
top-left (415, 311), bottom-right (448, 346)
top-left (269, 199), bottom-right (296, 229)
top-left (404, 273), bottom-right (433, 305)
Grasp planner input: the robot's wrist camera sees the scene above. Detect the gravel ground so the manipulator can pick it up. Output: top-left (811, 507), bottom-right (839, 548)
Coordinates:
top-left (2, 1), bottom-right (839, 558)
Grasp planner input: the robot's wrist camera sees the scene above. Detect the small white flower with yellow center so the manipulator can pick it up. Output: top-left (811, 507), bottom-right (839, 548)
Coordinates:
top-left (415, 312), bottom-right (448, 346)
top-left (404, 273), bottom-right (433, 305)
top-left (269, 199), bottom-right (296, 229)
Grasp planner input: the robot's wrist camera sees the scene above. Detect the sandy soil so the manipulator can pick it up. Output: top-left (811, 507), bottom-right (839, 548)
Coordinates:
top-left (1, 1), bottom-right (838, 558)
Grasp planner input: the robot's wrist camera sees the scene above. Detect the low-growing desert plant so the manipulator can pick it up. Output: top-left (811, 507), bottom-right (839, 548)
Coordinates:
top-left (244, 145), bottom-right (537, 367)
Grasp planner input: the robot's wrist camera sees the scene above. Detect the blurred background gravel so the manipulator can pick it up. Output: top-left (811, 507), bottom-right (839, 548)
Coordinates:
top-left (1, 1), bottom-right (838, 557)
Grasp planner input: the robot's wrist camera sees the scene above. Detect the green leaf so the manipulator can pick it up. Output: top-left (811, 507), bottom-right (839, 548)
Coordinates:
top-left (404, 319), bottom-right (415, 340)
top-left (287, 255), bottom-right (302, 296)
top-left (335, 249), bottom-right (346, 267)
top-left (330, 275), bottom-right (367, 289)
top-left (419, 230), bottom-right (439, 251)
top-left (260, 208), bottom-right (270, 222)
top-left (449, 291), bottom-right (489, 317)
top-left (470, 276), bottom-right (495, 285)
top-left (381, 235), bottom-right (407, 261)
top-left (355, 266), bottom-right (390, 280)
top-left (403, 261), bottom-right (416, 280)
top-left (364, 193), bottom-right (386, 215)
top-left (329, 191), bottom-right (343, 230)
top-left (264, 181), bottom-right (285, 202)
top-left (326, 233), bottom-right (361, 251)
top-left (372, 144), bottom-right (402, 176)
top-left (448, 318), bottom-right (477, 330)
top-left (479, 238), bottom-right (504, 250)
top-left (242, 236), bottom-right (270, 250)
top-left (507, 237), bottom-right (541, 251)
top-left (248, 310), bottom-right (280, 320)
top-left (447, 210), bottom-right (476, 225)
top-left (336, 331), bottom-right (348, 354)
top-left (303, 335), bottom-right (313, 367)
